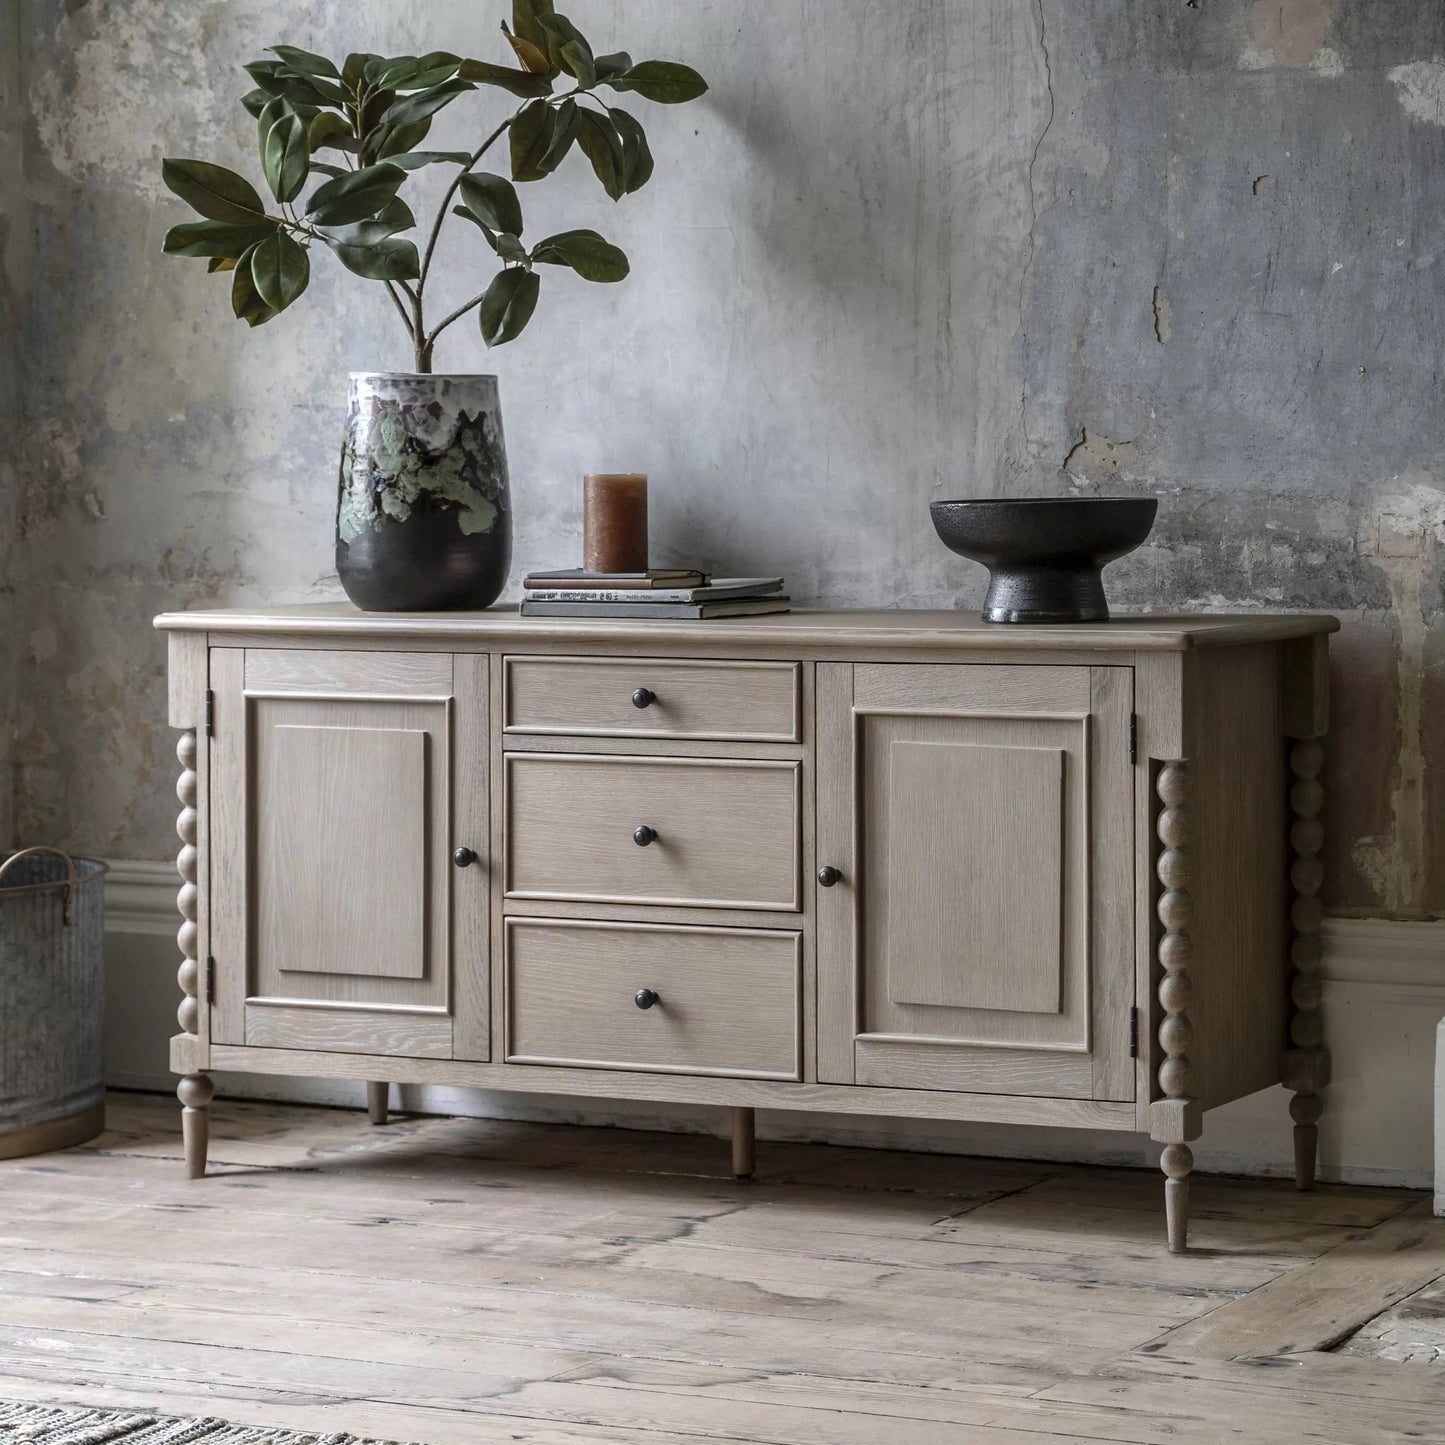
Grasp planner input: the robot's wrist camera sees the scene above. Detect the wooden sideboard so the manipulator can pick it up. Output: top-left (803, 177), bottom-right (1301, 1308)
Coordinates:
top-left (156, 605), bottom-right (1337, 1252)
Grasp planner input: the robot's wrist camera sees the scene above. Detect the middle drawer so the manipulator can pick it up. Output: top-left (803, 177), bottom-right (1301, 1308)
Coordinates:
top-left (504, 753), bottom-right (801, 910)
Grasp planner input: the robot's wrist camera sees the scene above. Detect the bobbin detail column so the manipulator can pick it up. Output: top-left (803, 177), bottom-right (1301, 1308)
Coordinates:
top-left (1150, 760), bottom-right (1200, 1254)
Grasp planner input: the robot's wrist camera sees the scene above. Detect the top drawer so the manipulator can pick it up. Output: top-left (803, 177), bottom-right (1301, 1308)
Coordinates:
top-left (504, 656), bottom-right (801, 742)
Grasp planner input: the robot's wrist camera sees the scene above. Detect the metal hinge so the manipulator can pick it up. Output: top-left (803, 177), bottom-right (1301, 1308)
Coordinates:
top-left (1128, 1006), bottom-right (1140, 1058)
top-left (204, 689), bottom-right (215, 738)
top-left (205, 956), bottom-right (216, 1003)
top-left (1128, 712), bottom-right (1138, 765)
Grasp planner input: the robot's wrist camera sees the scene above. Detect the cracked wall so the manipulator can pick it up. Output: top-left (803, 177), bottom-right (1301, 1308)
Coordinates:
top-left (9, 0), bottom-right (1445, 918)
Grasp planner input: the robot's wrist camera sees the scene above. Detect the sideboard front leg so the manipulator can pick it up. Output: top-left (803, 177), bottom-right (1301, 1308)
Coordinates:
top-left (177, 1073), bottom-right (214, 1179)
top-left (367, 1082), bottom-right (391, 1125)
top-left (1151, 761), bottom-right (1201, 1254)
top-left (1284, 738), bottom-right (1329, 1191)
top-left (175, 728), bottom-right (212, 1180)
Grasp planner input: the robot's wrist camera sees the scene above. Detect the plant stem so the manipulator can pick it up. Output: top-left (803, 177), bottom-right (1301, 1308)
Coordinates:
top-left (417, 112), bottom-right (517, 293)
top-left (382, 279), bottom-right (417, 350)
top-left (425, 290), bottom-right (489, 347)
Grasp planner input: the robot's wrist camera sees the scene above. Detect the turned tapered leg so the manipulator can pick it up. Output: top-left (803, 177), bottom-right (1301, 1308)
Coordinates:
top-left (366, 1082), bottom-right (390, 1125)
top-left (731, 1107), bottom-right (756, 1180)
top-left (1150, 761), bottom-right (1201, 1254)
top-left (178, 1073), bottom-right (213, 1179)
top-left (1284, 737), bottom-right (1330, 1191)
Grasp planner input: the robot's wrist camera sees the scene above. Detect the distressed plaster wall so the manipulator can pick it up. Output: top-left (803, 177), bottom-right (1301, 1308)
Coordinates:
top-left (9, 0), bottom-right (1445, 919)
top-left (1, 0), bottom-right (25, 848)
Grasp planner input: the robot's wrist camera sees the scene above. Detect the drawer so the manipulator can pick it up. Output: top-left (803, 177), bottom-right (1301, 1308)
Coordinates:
top-left (504, 656), bottom-right (801, 742)
top-left (505, 918), bottom-right (801, 1079)
top-left (504, 753), bottom-right (800, 910)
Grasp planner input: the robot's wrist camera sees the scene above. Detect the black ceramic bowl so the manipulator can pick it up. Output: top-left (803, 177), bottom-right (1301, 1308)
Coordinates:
top-left (929, 497), bottom-right (1158, 623)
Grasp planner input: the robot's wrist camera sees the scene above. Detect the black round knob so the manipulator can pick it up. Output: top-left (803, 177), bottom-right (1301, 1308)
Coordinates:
top-left (634, 988), bottom-right (660, 1010)
top-left (632, 687), bottom-right (656, 709)
top-left (453, 846), bottom-right (478, 868)
top-left (633, 824), bottom-right (658, 847)
top-left (817, 865), bottom-right (843, 888)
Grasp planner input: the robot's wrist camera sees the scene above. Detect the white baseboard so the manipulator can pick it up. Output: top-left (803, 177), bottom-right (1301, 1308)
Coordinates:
top-left (102, 861), bottom-right (1445, 1188)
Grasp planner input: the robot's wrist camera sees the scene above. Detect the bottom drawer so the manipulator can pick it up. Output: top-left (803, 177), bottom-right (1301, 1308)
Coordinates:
top-left (505, 918), bottom-right (801, 1080)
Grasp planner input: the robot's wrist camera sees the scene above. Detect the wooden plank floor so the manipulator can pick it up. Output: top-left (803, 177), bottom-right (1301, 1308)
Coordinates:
top-left (0, 1093), bottom-right (1442, 1444)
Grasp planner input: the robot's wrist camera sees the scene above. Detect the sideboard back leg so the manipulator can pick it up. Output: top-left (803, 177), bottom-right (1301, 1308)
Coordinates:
top-left (731, 1107), bottom-right (756, 1180)
top-left (1150, 760), bottom-right (1201, 1254)
top-left (1284, 737), bottom-right (1329, 1191)
top-left (177, 1073), bottom-right (214, 1179)
top-left (366, 1082), bottom-right (391, 1126)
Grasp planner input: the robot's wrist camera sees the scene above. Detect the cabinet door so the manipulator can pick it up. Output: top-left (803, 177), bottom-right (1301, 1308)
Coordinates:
top-left (209, 648), bottom-right (488, 1060)
top-left (816, 663), bottom-right (1134, 1100)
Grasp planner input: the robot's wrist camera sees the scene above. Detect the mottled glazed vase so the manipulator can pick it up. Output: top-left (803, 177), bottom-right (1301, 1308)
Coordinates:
top-left (336, 373), bottom-right (512, 611)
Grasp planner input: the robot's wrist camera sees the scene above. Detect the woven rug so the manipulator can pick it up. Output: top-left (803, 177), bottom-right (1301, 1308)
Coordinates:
top-left (0, 1402), bottom-right (415, 1444)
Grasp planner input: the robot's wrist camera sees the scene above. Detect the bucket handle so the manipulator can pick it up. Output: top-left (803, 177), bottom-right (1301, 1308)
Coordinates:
top-left (0, 847), bottom-right (80, 924)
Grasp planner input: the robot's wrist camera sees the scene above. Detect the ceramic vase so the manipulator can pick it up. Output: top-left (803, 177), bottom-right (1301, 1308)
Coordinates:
top-left (336, 373), bottom-right (512, 611)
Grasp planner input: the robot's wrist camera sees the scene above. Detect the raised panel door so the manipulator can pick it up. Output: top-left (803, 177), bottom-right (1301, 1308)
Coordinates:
top-left (816, 662), bottom-right (1134, 1100)
top-left (209, 647), bottom-right (489, 1059)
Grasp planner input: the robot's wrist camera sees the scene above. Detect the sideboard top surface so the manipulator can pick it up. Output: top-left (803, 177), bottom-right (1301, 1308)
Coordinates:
top-left (155, 603), bottom-right (1338, 653)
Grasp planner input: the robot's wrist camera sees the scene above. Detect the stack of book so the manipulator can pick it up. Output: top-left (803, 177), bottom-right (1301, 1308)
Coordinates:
top-left (520, 569), bottom-right (790, 620)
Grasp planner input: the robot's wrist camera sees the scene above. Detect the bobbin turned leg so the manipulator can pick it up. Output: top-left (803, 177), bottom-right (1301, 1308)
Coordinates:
top-left (731, 1107), bottom-right (756, 1180)
top-left (174, 727), bottom-right (211, 1180)
top-left (366, 1082), bottom-right (390, 1126)
top-left (1285, 737), bottom-right (1329, 1191)
top-left (178, 1073), bottom-right (213, 1179)
top-left (1151, 760), bottom-right (1201, 1254)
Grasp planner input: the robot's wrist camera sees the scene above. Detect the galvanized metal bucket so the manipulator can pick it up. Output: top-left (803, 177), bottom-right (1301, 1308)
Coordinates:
top-left (0, 847), bottom-right (108, 1158)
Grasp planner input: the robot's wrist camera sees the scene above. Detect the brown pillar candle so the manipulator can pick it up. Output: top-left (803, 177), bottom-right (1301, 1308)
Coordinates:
top-left (583, 473), bottom-right (649, 573)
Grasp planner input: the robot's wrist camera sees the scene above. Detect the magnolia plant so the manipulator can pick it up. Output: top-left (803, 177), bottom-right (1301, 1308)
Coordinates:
top-left (160, 1), bottom-right (706, 371)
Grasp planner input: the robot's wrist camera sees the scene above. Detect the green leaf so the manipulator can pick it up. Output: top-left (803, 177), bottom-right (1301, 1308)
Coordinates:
top-left (163, 219), bottom-right (275, 258)
top-left (268, 45), bottom-right (340, 80)
top-left (250, 230), bottom-right (310, 311)
top-left (609, 106), bottom-right (653, 192)
top-left (538, 96), bottom-right (580, 171)
top-left (538, 14), bottom-right (595, 87)
top-left (323, 198), bottom-right (415, 246)
top-left (606, 60), bottom-right (708, 104)
top-left (323, 221), bottom-right (404, 248)
top-left (379, 77), bottom-right (473, 129)
top-left (342, 52), bottom-right (380, 92)
top-left (576, 110), bottom-right (625, 200)
top-left (374, 51), bottom-right (461, 90)
top-left (479, 266), bottom-right (540, 347)
top-left (368, 119), bottom-right (433, 162)
top-left (241, 88), bottom-right (272, 119)
top-left (458, 172), bottom-right (524, 236)
top-left (322, 233), bottom-right (421, 280)
top-left (308, 111), bottom-right (355, 153)
top-left (509, 99), bottom-right (556, 182)
top-left (456, 57), bottom-right (554, 97)
top-left (531, 228), bottom-right (628, 282)
top-left (389, 150), bottom-right (472, 169)
top-left (494, 232), bottom-right (529, 263)
top-left (259, 106), bottom-right (309, 204)
top-left (162, 158), bottom-right (269, 225)
top-left (230, 241), bottom-right (277, 326)
top-left (304, 162), bottom-right (406, 225)
top-left (375, 196), bottom-right (417, 231)
top-left (593, 51), bottom-right (633, 82)
top-left (358, 88), bottom-right (399, 137)
top-left (510, 0), bottom-right (555, 52)
top-left (207, 255), bottom-right (238, 273)
top-left (243, 59), bottom-right (335, 110)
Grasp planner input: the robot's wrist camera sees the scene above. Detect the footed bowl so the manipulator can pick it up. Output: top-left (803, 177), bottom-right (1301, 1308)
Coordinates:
top-left (929, 497), bottom-right (1158, 624)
